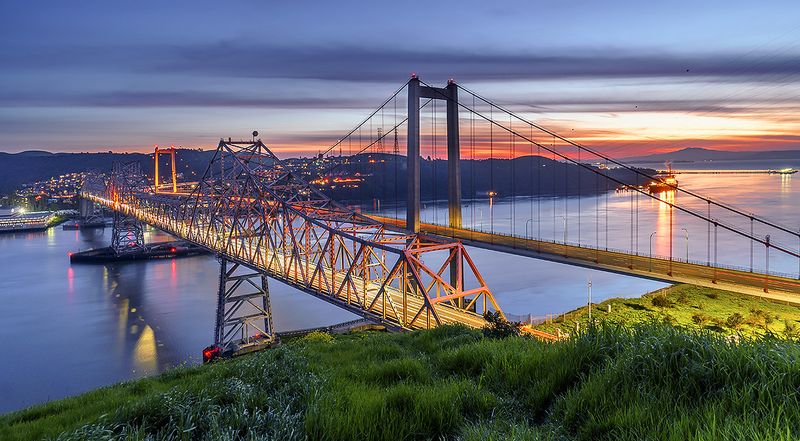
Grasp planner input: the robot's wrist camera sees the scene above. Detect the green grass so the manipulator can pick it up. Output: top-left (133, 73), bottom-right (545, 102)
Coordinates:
top-left (534, 284), bottom-right (800, 339)
top-left (3, 321), bottom-right (800, 440)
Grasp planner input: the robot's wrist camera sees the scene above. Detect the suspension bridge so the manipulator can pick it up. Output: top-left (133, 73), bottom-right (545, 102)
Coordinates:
top-left (79, 75), bottom-right (800, 358)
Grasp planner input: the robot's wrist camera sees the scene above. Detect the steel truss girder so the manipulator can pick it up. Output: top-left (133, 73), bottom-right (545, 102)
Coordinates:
top-left (215, 257), bottom-right (273, 352)
top-left (83, 139), bottom-right (503, 330)
top-left (111, 210), bottom-right (145, 255)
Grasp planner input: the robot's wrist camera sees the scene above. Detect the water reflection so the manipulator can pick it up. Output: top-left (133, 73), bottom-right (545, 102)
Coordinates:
top-left (654, 190), bottom-right (675, 258)
top-left (134, 325), bottom-right (158, 374)
top-left (104, 263), bottom-right (164, 376)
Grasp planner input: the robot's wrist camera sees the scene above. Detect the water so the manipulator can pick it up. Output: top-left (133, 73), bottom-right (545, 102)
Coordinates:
top-left (0, 227), bottom-right (356, 414)
top-left (1, 161), bottom-right (798, 413)
top-left (388, 161), bottom-right (800, 277)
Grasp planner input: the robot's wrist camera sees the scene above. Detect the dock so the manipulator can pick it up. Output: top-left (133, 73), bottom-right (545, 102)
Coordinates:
top-left (69, 240), bottom-right (209, 263)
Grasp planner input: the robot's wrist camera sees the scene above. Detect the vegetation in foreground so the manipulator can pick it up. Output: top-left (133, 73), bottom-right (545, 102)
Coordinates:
top-left (3, 321), bottom-right (800, 440)
top-left (534, 284), bottom-right (800, 340)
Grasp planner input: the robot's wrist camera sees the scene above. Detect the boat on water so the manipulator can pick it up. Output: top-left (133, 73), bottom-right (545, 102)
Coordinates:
top-left (647, 162), bottom-right (678, 194)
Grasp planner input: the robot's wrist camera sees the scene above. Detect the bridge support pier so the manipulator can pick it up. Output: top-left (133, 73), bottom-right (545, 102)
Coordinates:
top-left (206, 257), bottom-right (274, 362)
top-left (75, 196), bottom-right (105, 227)
top-left (111, 211), bottom-right (145, 255)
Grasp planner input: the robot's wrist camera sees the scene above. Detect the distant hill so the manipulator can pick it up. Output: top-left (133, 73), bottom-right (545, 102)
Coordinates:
top-left (625, 147), bottom-right (800, 163)
top-left (0, 150), bottom-right (654, 199)
top-left (16, 150), bottom-right (55, 157)
top-left (0, 149), bottom-right (216, 192)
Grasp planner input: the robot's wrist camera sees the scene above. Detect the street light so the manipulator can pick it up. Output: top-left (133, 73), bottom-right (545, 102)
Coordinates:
top-left (559, 216), bottom-right (568, 244)
top-left (488, 191), bottom-right (497, 233)
top-left (681, 228), bottom-right (689, 261)
top-left (587, 279), bottom-right (593, 322)
top-left (525, 218), bottom-right (537, 239)
top-left (649, 231), bottom-right (657, 271)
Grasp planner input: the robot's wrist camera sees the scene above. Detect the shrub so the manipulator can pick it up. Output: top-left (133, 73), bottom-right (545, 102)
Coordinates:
top-left (691, 313), bottom-right (710, 326)
top-left (651, 294), bottom-right (672, 308)
top-left (482, 311), bottom-right (521, 339)
top-left (706, 292), bottom-right (719, 299)
top-left (784, 320), bottom-right (798, 338)
top-left (726, 313), bottom-right (745, 330)
top-left (676, 292), bottom-right (689, 304)
top-left (302, 331), bottom-right (334, 344)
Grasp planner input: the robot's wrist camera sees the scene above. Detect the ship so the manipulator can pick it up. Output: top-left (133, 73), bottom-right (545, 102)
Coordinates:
top-left (648, 162), bottom-right (678, 194)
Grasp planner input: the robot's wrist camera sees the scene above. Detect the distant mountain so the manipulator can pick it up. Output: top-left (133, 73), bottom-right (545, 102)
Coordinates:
top-left (0, 149), bottom-right (216, 192)
top-left (16, 150), bottom-right (55, 157)
top-left (624, 147), bottom-right (800, 163)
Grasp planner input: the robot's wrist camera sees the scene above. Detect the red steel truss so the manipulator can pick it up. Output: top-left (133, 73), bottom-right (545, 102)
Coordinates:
top-left (83, 139), bottom-right (503, 330)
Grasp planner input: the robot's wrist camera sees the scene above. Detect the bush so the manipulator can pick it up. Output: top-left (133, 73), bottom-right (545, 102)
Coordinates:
top-left (784, 320), bottom-right (798, 338)
top-left (691, 313), bottom-right (710, 326)
top-left (482, 311), bottom-right (521, 339)
top-left (651, 294), bottom-right (672, 308)
top-left (726, 313), bottom-right (745, 330)
top-left (302, 331), bottom-right (334, 344)
top-left (706, 292), bottom-right (719, 299)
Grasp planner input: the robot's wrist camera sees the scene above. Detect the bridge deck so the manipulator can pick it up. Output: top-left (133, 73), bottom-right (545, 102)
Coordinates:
top-left (372, 216), bottom-right (800, 305)
top-left (88, 195), bottom-right (487, 330)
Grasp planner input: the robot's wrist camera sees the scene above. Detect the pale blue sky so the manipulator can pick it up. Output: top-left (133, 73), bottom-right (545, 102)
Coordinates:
top-left (0, 1), bottom-right (798, 155)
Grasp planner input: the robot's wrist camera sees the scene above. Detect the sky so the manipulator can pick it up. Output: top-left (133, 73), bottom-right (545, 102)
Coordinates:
top-left (1, 1), bottom-right (799, 158)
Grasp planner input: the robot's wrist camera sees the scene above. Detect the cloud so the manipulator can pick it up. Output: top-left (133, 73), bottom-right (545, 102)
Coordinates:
top-left (3, 42), bottom-right (800, 84)
top-left (158, 44), bottom-right (800, 82)
top-left (0, 91), bottom-right (373, 109)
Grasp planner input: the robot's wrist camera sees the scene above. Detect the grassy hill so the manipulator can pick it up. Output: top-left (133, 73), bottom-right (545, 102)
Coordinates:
top-left (3, 321), bottom-right (800, 440)
top-left (534, 284), bottom-right (800, 340)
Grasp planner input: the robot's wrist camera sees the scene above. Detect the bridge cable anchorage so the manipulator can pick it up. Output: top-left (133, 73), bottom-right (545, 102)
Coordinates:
top-left (416, 79), bottom-right (800, 262)
top-left (84, 137), bottom-right (505, 335)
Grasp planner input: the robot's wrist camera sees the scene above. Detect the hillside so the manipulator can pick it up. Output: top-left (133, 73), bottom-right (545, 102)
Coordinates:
top-left (625, 147), bottom-right (800, 163)
top-left (535, 284), bottom-right (800, 340)
top-left (0, 151), bottom-right (654, 200)
top-left (0, 150), bottom-right (217, 192)
top-left (2, 322), bottom-right (799, 440)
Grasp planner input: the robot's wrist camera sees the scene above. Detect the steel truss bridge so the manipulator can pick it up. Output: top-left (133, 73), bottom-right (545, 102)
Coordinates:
top-left (81, 75), bottom-right (800, 355)
top-left (83, 139), bottom-right (501, 356)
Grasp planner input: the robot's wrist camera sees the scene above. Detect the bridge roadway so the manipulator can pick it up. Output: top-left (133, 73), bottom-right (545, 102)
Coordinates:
top-left (86, 194), bottom-right (487, 330)
top-left (371, 216), bottom-right (800, 306)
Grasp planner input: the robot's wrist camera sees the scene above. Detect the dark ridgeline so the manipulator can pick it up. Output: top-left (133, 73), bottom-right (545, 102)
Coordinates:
top-left (319, 153), bottom-right (654, 203)
top-left (0, 150), bottom-right (652, 201)
top-left (0, 150), bottom-right (217, 192)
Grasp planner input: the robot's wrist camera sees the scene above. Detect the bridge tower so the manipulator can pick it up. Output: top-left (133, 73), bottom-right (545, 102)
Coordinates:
top-left (207, 257), bottom-right (274, 361)
top-left (408, 77), bottom-right (463, 292)
top-left (406, 76), bottom-right (461, 233)
top-left (153, 145), bottom-right (178, 194)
